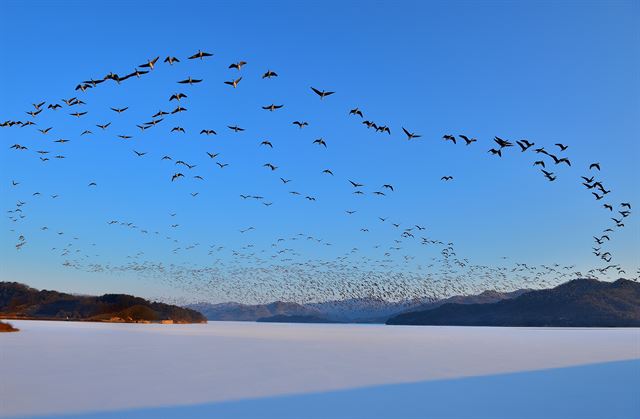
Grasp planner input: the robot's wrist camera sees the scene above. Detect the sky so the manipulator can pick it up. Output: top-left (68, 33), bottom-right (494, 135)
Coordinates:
top-left (0, 0), bottom-right (638, 303)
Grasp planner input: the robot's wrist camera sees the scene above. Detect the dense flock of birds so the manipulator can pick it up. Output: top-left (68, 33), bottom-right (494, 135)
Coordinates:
top-left (2, 50), bottom-right (637, 304)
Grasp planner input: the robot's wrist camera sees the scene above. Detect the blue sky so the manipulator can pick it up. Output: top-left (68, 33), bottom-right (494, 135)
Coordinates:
top-left (1, 0), bottom-right (638, 302)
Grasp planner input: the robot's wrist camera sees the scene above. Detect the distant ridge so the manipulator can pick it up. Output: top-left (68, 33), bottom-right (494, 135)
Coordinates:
top-left (186, 301), bottom-right (322, 322)
top-left (187, 289), bottom-right (528, 323)
top-left (0, 282), bottom-right (206, 324)
top-left (387, 278), bottom-right (640, 327)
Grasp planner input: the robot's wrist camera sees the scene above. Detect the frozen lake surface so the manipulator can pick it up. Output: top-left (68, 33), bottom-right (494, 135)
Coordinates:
top-left (1, 320), bottom-right (638, 418)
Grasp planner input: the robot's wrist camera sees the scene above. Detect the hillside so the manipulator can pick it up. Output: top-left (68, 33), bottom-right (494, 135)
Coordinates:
top-left (387, 278), bottom-right (640, 327)
top-left (0, 282), bottom-right (206, 324)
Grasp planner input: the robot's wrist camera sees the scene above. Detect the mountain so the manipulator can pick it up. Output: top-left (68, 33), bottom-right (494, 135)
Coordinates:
top-left (257, 314), bottom-right (341, 324)
top-left (404, 289), bottom-right (532, 313)
top-left (186, 301), bottom-right (322, 321)
top-left (188, 290), bottom-right (528, 323)
top-left (0, 282), bottom-right (206, 324)
top-left (387, 278), bottom-right (640, 327)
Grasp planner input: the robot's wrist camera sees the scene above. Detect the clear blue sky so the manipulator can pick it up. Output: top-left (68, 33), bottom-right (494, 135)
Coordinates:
top-left (1, 0), bottom-right (638, 303)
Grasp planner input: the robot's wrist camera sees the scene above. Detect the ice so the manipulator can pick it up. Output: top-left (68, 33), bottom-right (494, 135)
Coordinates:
top-left (1, 320), bottom-right (638, 418)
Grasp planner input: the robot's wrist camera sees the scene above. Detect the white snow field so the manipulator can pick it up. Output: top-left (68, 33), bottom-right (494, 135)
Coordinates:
top-left (1, 320), bottom-right (638, 418)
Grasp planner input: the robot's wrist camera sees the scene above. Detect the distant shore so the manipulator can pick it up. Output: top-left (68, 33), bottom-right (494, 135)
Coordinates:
top-left (0, 320), bottom-right (19, 332)
top-left (0, 315), bottom-right (203, 325)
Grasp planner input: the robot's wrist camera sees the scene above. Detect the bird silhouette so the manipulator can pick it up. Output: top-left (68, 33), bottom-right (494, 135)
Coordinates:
top-left (310, 87), bottom-right (335, 99)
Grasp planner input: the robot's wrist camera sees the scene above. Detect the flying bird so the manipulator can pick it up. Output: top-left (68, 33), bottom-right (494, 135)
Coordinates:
top-left (262, 104), bottom-right (283, 112)
top-left (402, 127), bottom-right (421, 140)
top-left (224, 77), bottom-right (242, 88)
top-left (178, 77), bottom-right (203, 85)
top-left (229, 61), bottom-right (247, 70)
top-left (139, 56), bottom-right (159, 70)
top-left (262, 70), bottom-right (278, 79)
top-left (188, 50), bottom-right (213, 60)
top-left (310, 87), bottom-right (335, 99)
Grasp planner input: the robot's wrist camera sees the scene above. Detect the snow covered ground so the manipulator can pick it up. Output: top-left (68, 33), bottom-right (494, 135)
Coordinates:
top-left (1, 320), bottom-right (638, 418)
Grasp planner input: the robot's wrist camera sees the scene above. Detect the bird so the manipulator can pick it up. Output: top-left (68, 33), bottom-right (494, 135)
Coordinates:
top-left (206, 152), bottom-right (220, 159)
top-left (621, 202), bottom-right (632, 209)
top-left (441, 176), bottom-right (453, 181)
top-left (313, 138), bottom-right (327, 147)
top-left (224, 77), bottom-right (242, 88)
top-left (228, 125), bottom-right (245, 132)
top-left (216, 162), bottom-right (229, 169)
top-left (111, 107), bottom-right (128, 113)
top-left (494, 137), bottom-right (513, 148)
top-left (178, 77), bottom-right (203, 85)
top-left (443, 135), bottom-right (456, 144)
top-left (517, 140), bottom-right (534, 151)
top-left (541, 170), bottom-right (556, 181)
top-left (280, 178), bottom-right (292, 184)
top-left (229, 61), bottom-right (247, 70)
top-left (96, 122), bottom-right (111, 130)
top-left (171, 127), bottom-right (185, 133)
top-left (164, 56), bottom-right (180, 65)
top-left (459, 135), bottom-right (477, 145)
top-left (292, 121), bottom-right (309, 128)
top-left (349, 180), bottom-right (364, 188)
top-left (382, 184), bottom-right (394, 191)
top-left (402, 127), bottom-right (421, 140)
top-left (310, 87), bottom-right (335, 99)
top-left (533, 160), bottom-right (545, 167)
top-left (262, 70), bottom-right (278, 79)
top-left (590, 162), bottom-right (601, 171)
top-left (349, 108), bottom-right (363, 117)
top-left (133, 150), bottom-right (146, 157)
top-left (260, 140), bottom-right (273, 148)
top-left (188, 50), bottom-right (213, 60)
top-left (263, 163), bottom-right (278, 171)
top-left (70, 111), bottom-right (87, 118)
top-left (262, 104), bottom-right (283, 112)
top-left (555, 143), bottom-right (569, 151)
top-left (549, 154), bottom-right (571, 166)
top-left (171, 173), bottom-right (184, 181)
top-left (140, 56), bottom-right (159, 70)
top-left (169, 93), bottom-right (187, 102)
top-left (488, 148), bottom-right (502, 157)
top-left (26, 109), bottom-right (42, 117)
top-left (200, 129), bottom-right (217, 135)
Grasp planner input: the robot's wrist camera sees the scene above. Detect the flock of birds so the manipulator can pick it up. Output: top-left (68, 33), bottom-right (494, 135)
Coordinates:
top-left (2, 49), bottom-right (637, 304)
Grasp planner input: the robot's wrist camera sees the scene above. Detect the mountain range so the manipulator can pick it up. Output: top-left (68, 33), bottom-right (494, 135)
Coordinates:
top-left (387, 278), bottom-right (640, 327)
top-left (187, 289), bottom-right (530, 323)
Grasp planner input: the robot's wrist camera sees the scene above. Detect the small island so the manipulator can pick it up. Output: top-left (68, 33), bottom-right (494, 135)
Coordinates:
top-left (0, 282), bottom-right (206, 324)
top-left (0, 320), bottom-right (19, 332)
